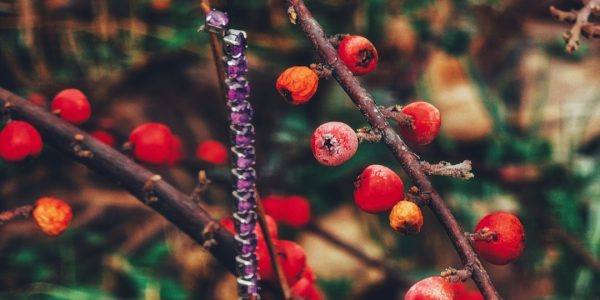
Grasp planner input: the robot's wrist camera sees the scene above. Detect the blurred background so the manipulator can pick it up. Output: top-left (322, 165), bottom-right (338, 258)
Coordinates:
top-left (1, 0), bottom-right (600, 299)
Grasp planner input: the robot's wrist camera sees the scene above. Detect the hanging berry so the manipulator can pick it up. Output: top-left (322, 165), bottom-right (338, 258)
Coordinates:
top-left (354, 165), bottom-right (404, 213)
top-left (399, 101), bottom-right (441, 145)
top-left (404, 276), bottom-right (455, 300)
top-left (32, 197), bottom-right (73, 236)
top-left (389, 200), bottom-right (423, 234)
top-left (311, 122), bottom-right (358, 166)
top-left (196, 139), bottom-right (228, 165)
top-left (337, 35), bottom-right (379, 75)
top-left (51, 89), bottom-right (91, 125)
top-left (128, 122), bottom-right (175, 165)
top-left (276, 66), bottom-right (319, 104)
top-left (0, 121), bottom-right (43, 162)
top-left (90, 130), bottom-right (116, 147)
top-left (473, 212), bottom-right (525, 265)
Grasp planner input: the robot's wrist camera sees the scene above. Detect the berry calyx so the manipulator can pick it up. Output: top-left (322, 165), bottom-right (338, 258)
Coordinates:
top-left (90, 130), bottom-right (116, 147)
top-left (32, 197), bottom-right (73, 236)
top-left (405, 276), bottom-right (454, 300)
top-left (337, 35), bottom-right (379, 76)
top-left (51, 89), bottom-right (91, 125)
top-left (129, 122), bottom-right (175, 165)
top-left (310, 121), bottom-right (358, 166)
top-left (473, 212), bottom-right (525, 265)
top-left (354, 165), bottom-right (404, 213)
top-left (389, 200), bottom-right (423, 234)
top-left (263, 195), bottom-right (312, 228)
top-left (276, 66), bottom-right (319, 104)
top-left (399, 101), bottom-right (441, 145)
top-left (196, 139), bottom-right (228, 165)
top-left (0, 121), bottom-right (43, 162)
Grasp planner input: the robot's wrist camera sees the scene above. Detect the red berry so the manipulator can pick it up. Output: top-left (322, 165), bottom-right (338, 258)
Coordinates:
top-left (196, 139), bottom-right (228, 165)
top-left (405, 277), bottom-right (454, 300)
top-left (354, 165), bottom-right (404, 213)
top-left (90, 130), bottom-right (116, 147)
top-left (399, 101), bottom-right (441, 145)
top-left (474, 212), bottom-right (525, 265)
top-left (151, 0), bottom-right (170, 10)
top-left (51, 89), bottom-right (91, 125)
top-left (291, 276), bottom-right (313, 299)
top-left (276, 66), bottom-right (320, 104)
top-left (452, 282), bottom-right (484, 300)
top-left (277, 240), bottom-right (307, 286)
top-left (0, 121), bottom-right (43, 162)
top-left (338, 35), bottom-right (379, 76)
top-left (263, 195), bottom-right (311, 228)
top-left (28, 92), bottom-right (47, 108)
top-left (311, 122), bottom-right (358, 166)
top-left (129, 122), bottom-right (174, 165)
top-left (166, 135), bottom-right (184, 166)
top-left (33, 197), bottom-right (73, 236)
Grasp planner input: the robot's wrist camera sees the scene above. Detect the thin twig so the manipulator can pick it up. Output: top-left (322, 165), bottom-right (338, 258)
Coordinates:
top-left (0, 87), bottom-right (238, 274)
top-left (283, 1), bottom-right (501, 298)
top-left (549, 0), bottom-right (600, 53)
top-left (0, 205), bottom-right (34, 225)
top-left (420, 160), bottom-right (474, 180)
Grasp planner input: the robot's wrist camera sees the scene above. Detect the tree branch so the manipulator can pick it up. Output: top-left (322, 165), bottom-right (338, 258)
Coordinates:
top-left (283, 1), bottom-right (501, 298)
top-left (0, 87), bottom-right (237, 274)
top-left (549, 0), bottom-right (600, 53)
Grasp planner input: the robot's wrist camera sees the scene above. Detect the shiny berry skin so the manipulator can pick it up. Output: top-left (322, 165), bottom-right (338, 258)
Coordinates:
top-left (166, 135), bottom-right (184, 166)
top-left (0, 121), bottom-right (43, 162)
top-left (196, 139), bottom-right (228, 165)
top-left (311, 122), bottom-right (358, 166)
top-left (90, 130), bottom-right (116, 147)
top-left (399, 101), bottom-right (441, 145)
top-left (338, 35), bottom-right (379, 76)
top-left (51, 89), bottom-right (91, 125)
top-left (452, 282), bottom-right (484, 300)
top-left (276, 66), bottom-right (319, 104)
top-left (263, 195), bottom-right (311, 228)
top-left (389, 200), bottom-right (423, 234)
top-left (33, 197), bottom-right (73, 236)
top-left (474, 212), bottom-right (525, 265)
top-left (354, 165), bottom-right (404, 213)
top-left (129, 123), bottom-right (174, 165)
top-left (405, 277), bottom-right (454, 300)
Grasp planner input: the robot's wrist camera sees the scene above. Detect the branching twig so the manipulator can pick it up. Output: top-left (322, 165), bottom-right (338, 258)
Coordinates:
top-left (0, 87), bottom-right (238, 274)
top-left (379, 105), bottom-right (414, 129)
top-left (0, 204), bottom-right (34, 225)
top-left (549, 0), bottom-right (600, 53)
top-left (420, 160), bottom-right (474, 180)
top-left (284, 1), bottom-right (501, 298)
top-left (441, 265), bottom-right (473, 283)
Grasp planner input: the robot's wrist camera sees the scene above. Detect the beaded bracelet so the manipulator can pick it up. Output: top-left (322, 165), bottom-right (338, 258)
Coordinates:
top-left (203, 9), bottom-right (260, 299)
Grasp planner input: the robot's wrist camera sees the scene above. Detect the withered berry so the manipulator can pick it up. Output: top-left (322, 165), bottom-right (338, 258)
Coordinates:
top-left (276, 66), bottom-right (319, 104)
top-left (338, 35), bottom-right (379, 76)
top-left (474, 212), bottom-right (525, 265)
top-left (33, 197), bottom-right (73, 236)
top-left (0, 121), bottom-right (43, 162)
top-left (399, 101), bottom-right (441, 145)
top-left (389, 200), bottom-right (423, 234)
top-left (354, 165), bottom-right (404, 213)
top-left (310, 122), bottom-right (358, 166)
top-left (51, 89), bottom-right (91, 125)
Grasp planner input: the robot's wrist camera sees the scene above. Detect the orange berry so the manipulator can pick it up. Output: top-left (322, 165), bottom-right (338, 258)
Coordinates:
top-left (389, 200), bottom-right (423, 234)
top-left (276, 66), bottom-right (319, 104)
top-left (32, 197), bottom-right (73, 236)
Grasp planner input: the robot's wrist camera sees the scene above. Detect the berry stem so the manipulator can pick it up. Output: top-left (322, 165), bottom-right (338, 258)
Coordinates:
top-left (379, 105), bottom-right (414, 129)
top-left (0, 204), bottom-right (34, 225)
top-left (466, 228), bottom-right (499, 243)
top-left (0, 86), bottom-right (239, 274)
top-left (420, 160), bottom-right (474, 180)
top-left (441, 266), bottom-right (474, 283)
top-left (283, 1), bottom-right (501, 298)
top-left (356, 127), bottom-right (382, 143)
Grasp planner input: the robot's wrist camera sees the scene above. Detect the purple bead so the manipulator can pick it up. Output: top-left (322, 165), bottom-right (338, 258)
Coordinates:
top-left (224, 30), bottom-right (247, 58)
top-left (237, 179), bottom-right (253, 190)
top-left (226, 81), bottom-right (250, 102)
top-left (245, 265), bottom-right (257, 275)
top-left (206, 10), bottom-right (229, 28)
top-left (235, 135), bottom-right (253, 146)
top-left (226, 59), bottom-right (248, 78)
top-left (240, 222), bottom-right (254, 234)
top-left (236, 156), bottom-right (253, 169)
top-left (231, 111), bottom-right (252, 125)
top-left (241, 243), bottom-right (255, 255)
top-left (237, 200), bottom-right (252, 211)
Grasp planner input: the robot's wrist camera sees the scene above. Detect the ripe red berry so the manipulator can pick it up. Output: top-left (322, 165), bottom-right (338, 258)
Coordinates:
top-left (90, 130), bottom-right (116, 147)
top-left (474, 212), bottom-right (525, 265)
top-left (338, 35), bottom-right (379, 76)
top-left (311, 122), bottom-right (358, 166)
top-left (0, 121), bottom-right (43, 162)
top-left (196, 139), bottom-right (228, 165)
top-left (452, 282), bottom-right (484, 300)
top-left (129, 122), bottom-right (174, 165)
top-left (33, 197), bottom-right (73, 236)
top-left (263, 195), bottom-right (311, 228)
top-left (276, 66), bottom-right (319, 104)
top-left (405, 276), bottom-right (454, 300)
top-left (51, 89), bottom-right (91, 125)
top-left (399, 101), bottom-right (441, 145)
top-left (277, 240), bottom-right (307, 286)
top-left (166, 135), bottom-right (184, 166)
top-left (354, 165), bottom-right (404, 213)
